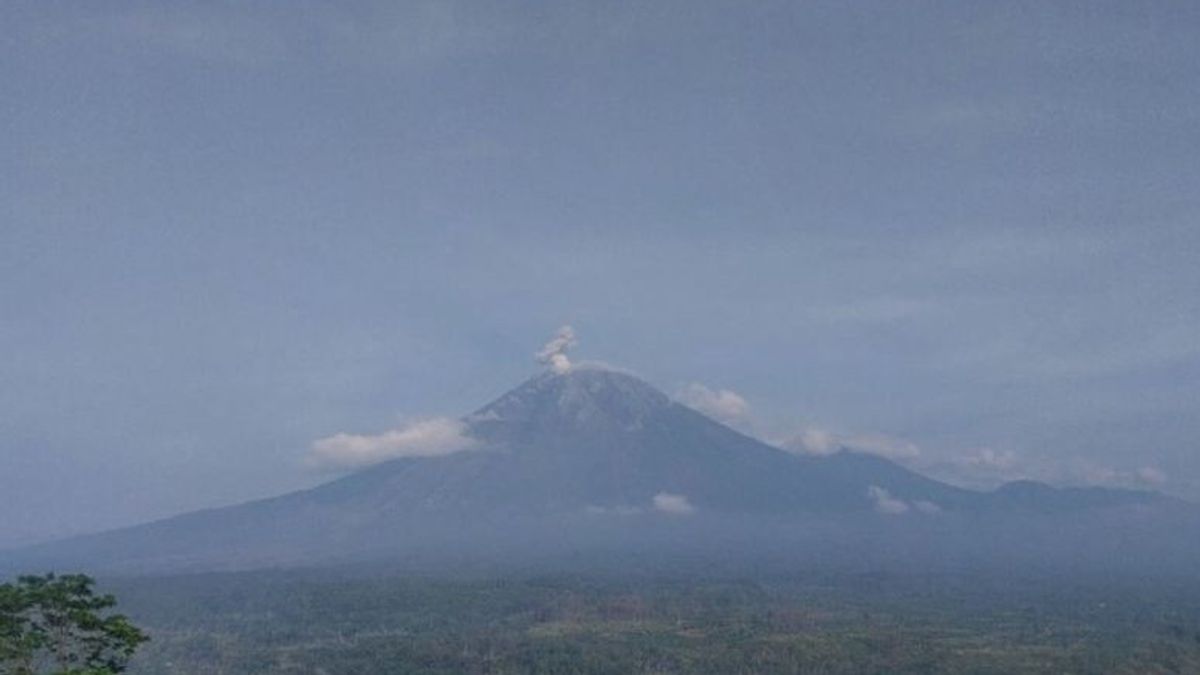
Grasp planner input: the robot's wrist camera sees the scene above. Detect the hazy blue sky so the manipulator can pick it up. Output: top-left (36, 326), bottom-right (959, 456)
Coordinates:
top-left (3, 1), bottom-right (1198, 546)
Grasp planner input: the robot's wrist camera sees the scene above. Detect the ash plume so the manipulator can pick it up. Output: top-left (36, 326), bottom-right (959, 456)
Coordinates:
top-left (536, 325), bottom-right (577, 374)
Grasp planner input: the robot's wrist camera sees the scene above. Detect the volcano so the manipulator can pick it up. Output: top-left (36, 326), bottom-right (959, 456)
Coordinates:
top-left (4, 367), bottom-right (1185, 575)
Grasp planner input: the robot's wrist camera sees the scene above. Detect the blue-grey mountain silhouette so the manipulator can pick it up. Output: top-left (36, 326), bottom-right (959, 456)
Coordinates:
top-left (4, 367), bottom-right (1192, 576)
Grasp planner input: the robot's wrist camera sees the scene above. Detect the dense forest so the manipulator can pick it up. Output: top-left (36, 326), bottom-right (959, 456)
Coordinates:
top-left (101, 569), bottom-right (1200, 674)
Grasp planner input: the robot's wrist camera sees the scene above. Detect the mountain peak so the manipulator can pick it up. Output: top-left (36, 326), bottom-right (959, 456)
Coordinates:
top-left (468, 367), bottom-right (671, 436)
top-left (11, 357), bottom-right (1192, 576)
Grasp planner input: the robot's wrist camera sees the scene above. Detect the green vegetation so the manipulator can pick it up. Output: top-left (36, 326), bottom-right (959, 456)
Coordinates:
top-left (101, 569), bottom-right (1200, 674)
top-left (0, 573), bottom-right (147, 675)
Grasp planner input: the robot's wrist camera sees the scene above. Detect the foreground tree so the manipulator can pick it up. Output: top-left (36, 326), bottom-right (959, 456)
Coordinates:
top-left (0, 574), bottom-right (147, 675)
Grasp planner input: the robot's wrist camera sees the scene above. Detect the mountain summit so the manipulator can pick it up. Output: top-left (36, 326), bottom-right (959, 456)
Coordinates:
top-left (444, 366), bottom-right (973, 517)
top-left (471, 367), bottom-right (673, 437)
top-left (3, 366), bottom-right (1180, 574)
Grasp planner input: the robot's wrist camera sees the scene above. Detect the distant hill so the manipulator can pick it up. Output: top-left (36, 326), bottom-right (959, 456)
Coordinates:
top-left (3, 367), bottom-right (1189, 576)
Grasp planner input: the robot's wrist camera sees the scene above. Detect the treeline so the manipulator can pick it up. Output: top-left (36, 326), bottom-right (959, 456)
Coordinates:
top-left (101, 571), bottom-right (1200, 674)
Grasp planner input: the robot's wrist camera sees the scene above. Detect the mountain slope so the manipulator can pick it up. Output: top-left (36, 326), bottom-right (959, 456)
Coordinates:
top-left (314, 368), bottom-right (982, 517)
top-left (2, 367), bottom-right (1177, 574)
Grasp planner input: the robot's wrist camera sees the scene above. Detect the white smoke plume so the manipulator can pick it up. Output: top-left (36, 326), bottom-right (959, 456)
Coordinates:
top-left (652, 492), bottom-right (696, 516)
top-left (536, 325), bottom-right (577, 374)
top-left (308, 417), bottom-right (476, 470)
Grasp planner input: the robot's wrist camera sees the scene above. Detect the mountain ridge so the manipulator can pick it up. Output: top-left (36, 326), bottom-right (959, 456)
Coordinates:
top-left (1, 367), bottom-right (1181, 574)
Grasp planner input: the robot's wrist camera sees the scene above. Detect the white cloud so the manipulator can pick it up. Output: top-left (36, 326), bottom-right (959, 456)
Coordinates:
top-left (865, 486), bottom-right (941, 516)
top-left (784, 428), bottom-right (839, 455)
top-left (783, 429), bottom-right (920, 461)
top-left (1135, 466), bottom-right (1167, 486)
top-left (916, 447), bottom-right (1029, 490)
top-left (963, 448), bottom-right (1019, 472)
top-left (589, 493), bottom-right (698, 517)
top-left (867, 485), bottom-right (910, 515)
top-left (844, 433), bottom-right (921, 460)
top-left (1065, 460), bottom-right (1170, 490)
top-left (308, 417), bottom-right (476, 470)
top-left (1077, 462), bottom-right (1169, 488)
top-left (676, 383), bottom-right (750, 426)
top-left (535, 325), bottom-right (577, 374)
top-left (652, 492), bottom-right (696, 516)
top-left (932, 452), bottom-right (1170, 493)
